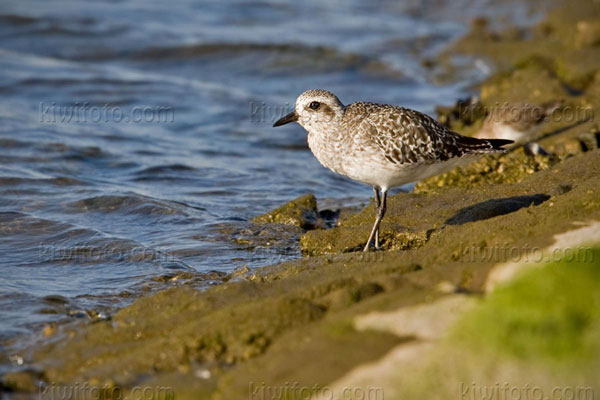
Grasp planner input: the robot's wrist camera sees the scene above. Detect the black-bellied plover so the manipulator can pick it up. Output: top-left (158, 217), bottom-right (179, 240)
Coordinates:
top-left (273, 89), bottom-right (513, 252)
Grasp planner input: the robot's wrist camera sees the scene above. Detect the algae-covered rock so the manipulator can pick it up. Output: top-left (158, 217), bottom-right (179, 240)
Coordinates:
top-left (301, 224), bottom-right (429, 256)
top-left (323, 245), bottom-right (600, 400)
top-left (414, 149), bottom-right (559, 194)
top-left (1, 370), bottom-right (38, 392)
top-left (435, 97), bottom-right (487, 136)
top-left (575, 20), bottom-right (600, 49)
top-left (10, 149), bottom-right (600, 399)
top-left (252, 193), bottom-right (324, 229)
top-left (226, 222), bottom-right (304, 251)
top-left (480, 63), bottom-right (568, 106)
top-left (303, 146), bottom-right (600, 257)
top-left (457, 248), bottom-right (600, 362)
top-left (442, 2), bottom-right (600, 90)
top-left (230, 193), bottom-right (329, 253)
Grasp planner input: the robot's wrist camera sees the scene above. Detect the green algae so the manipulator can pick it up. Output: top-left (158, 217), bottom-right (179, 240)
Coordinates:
top-left (390, 247), bottom-right (600, 400)
top-left (455, 248), bottom-right (600, 364)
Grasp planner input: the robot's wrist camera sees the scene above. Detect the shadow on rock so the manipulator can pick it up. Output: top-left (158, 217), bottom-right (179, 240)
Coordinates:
top-left (445, 194), bottom-right (551, 225)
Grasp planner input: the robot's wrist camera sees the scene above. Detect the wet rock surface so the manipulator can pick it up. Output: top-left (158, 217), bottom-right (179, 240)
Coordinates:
top-left (251, 194), bottom-right (325, 230)
top-left (0, 370), bottom-right (40, 392)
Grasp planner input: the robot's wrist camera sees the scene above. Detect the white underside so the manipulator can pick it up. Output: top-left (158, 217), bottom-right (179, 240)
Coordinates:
top-left (340, 155), bottom-right (479, 190)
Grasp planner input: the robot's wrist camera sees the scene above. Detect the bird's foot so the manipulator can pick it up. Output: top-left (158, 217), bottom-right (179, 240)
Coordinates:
top-left (363, 242), bottom-right (382, 252)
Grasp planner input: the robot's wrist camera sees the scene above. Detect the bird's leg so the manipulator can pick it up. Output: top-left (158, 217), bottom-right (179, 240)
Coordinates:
top-left (372, 186), bottom-right (381, 249)
top-left (363, 189), bottom-right (387, 252)
top-left (377, 190), bottom-right (387, 249)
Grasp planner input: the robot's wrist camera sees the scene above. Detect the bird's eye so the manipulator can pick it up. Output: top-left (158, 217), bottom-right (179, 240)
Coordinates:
top-left (309, 101), bottom-right (320, 110)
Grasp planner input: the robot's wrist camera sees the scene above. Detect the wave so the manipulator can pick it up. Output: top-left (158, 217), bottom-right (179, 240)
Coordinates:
top-left (136, 164), bottom-right (196, 174)
top-left (0, 176), bottom-right (83, 186)
top-left (69, 194), bottom-right (187, 216)
top-left (130, 42), bottom-right (332, 60)
top-left (0, 14), bottom-right (38, 25)
top-left (0, 13), bottom-right (127, 37)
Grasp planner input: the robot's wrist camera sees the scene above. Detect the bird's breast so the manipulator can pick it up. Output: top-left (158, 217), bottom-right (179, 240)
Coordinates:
top-left (306, 130), bottom-right (347, 175)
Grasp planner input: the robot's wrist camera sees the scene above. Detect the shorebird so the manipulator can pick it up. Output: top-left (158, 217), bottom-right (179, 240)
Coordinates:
top-left (273, 89), bottom-right (513, 252)
top-left (474, 100), bottom-right (562, 146)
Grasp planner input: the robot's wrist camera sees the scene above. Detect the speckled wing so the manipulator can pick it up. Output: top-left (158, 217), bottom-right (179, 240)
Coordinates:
top-left (355, 103), bottom-right (512, 165)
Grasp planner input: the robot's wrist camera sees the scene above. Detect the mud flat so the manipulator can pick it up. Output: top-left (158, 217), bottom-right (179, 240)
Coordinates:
top-left (2, 1), bottom-right (600, 399)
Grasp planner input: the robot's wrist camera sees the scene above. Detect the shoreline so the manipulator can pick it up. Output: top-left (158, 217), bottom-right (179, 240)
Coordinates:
top-left (3, 1), bottom-right (600, 398)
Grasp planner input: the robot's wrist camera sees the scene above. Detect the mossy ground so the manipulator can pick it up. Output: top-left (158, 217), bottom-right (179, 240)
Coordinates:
top-left (7, 148), bottom-right (597, 399)
top-left (457, 250), bottom-right (600, 365)
top-left (391, 247), bottom-right (600, 400)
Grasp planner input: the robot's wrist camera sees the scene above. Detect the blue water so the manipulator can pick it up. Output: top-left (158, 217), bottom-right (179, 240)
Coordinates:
top-left (0, 0), bottom-right (542, 350)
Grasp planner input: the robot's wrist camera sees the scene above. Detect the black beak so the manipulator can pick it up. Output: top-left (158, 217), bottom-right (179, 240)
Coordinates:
top-left (273, 111), bottom-right (298, 127)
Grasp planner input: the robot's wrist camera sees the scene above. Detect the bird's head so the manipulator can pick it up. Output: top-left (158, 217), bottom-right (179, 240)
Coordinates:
top-left (273, 89), bottom-right (345, 132)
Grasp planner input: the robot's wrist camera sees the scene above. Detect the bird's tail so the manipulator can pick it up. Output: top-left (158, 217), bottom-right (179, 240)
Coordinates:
top-left (455, 134), bottom-right (514, 154)
top-left (486, 138), bottom-right (514, 151)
